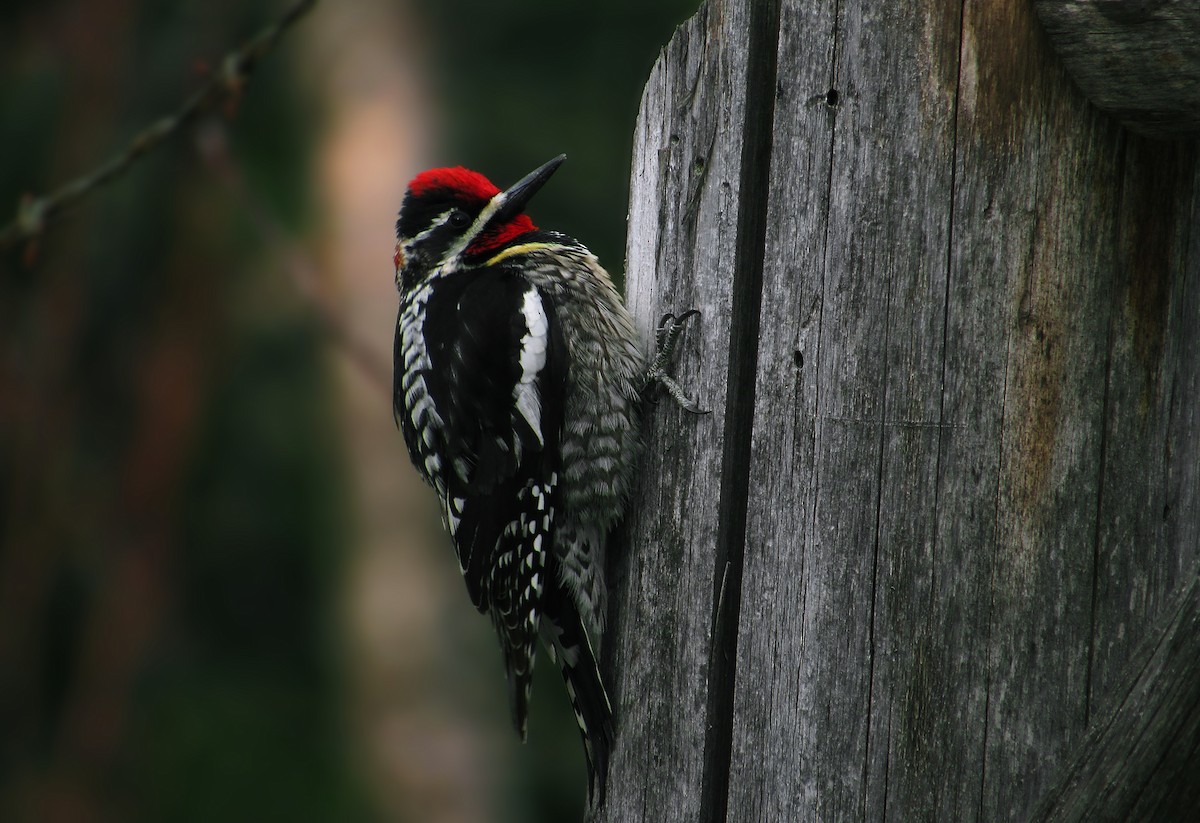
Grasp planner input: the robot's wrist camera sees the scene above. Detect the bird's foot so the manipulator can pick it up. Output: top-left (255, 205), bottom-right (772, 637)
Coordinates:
top-left (640, 309), bottom-right (708, 415)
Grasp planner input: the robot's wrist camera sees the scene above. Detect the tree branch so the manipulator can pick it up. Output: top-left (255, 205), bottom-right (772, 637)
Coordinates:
top-left (0, 0), bottom-right (318, 254)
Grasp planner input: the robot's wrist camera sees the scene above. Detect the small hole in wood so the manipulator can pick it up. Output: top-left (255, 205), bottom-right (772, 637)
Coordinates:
top-left (825, 88), bottom-right (840, 107)
top-left (793, 350), bottom-right (804, 369)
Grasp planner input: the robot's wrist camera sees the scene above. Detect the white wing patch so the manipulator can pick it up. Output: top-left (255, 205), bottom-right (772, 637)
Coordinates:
top-left (515, 287), bottom-right (548, 446)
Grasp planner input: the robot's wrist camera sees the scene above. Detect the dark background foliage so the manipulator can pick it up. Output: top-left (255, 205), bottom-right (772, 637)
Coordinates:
top-left (0, 1), bottom-right (693, 820)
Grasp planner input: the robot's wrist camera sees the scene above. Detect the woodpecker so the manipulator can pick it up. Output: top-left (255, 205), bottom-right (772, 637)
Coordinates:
top-left (392, 154), bottom-right (700, 808)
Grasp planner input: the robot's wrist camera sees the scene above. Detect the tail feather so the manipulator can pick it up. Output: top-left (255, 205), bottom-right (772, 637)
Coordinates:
top-left (488, 481), bottom-right (549, 740)
top-left (541, 580), bottom-right (614, 809)
top-left (498, 621), bottom-right (537, 740)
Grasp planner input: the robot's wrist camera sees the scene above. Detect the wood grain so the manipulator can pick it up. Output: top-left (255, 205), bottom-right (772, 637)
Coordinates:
top-left (597, 1), bottom-right (755, 819)
top-left (1034, 572), bottom-right (1200, 822)
top-left (1034, 0), bottom-right (1200, 137)
top-left (604, 0), bottom-right (1200, 819)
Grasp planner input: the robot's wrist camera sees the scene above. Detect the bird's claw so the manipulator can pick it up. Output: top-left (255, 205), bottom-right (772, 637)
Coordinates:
top-left (642, 309), bottom-right (708, 415)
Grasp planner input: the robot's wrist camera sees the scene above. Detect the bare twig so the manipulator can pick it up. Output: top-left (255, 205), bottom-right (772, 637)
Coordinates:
top-left (0, 0), bottom-right (318, 253)
top-left (196, 121), bottom-right (393, 396)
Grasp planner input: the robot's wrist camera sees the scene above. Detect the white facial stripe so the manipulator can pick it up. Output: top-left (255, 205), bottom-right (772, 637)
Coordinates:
top-left (515, 287), bottom-right (547, 446)
top-left (439, 191), bottom-right (507, 270)
top-left (400, 208), bottom-right (459, 272)
top-left (410, 208), bottom-right (456, 245)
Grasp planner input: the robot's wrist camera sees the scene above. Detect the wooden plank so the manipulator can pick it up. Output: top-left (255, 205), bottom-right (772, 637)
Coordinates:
top-left (1034, 0), bottom-right (1200, 137)
top-left (1166, 156), bottom-right (1200, 574)
top-left (1034, 573), bottom-right (1200, 821)
top-left (728, 0), bottom-right (966, 818)
top-left (597, 1), bottom-right (757, 819)
top-left (722, 0), bottom-right (838, 816)
top-left (729, 0), bottom-right (1200, 819)
top-left (831, 0), bottom-right (964, 818)
top-left (608, 0), bottom-right (1200, 818)
top-left (1089, 138), bottom-right (1200, 719)
top-left (952, 1), bottom-right (1124, 817)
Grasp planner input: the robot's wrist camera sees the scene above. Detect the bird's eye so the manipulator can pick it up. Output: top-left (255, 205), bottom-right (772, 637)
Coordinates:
top-left (449, 210), bottom-right (470, 229)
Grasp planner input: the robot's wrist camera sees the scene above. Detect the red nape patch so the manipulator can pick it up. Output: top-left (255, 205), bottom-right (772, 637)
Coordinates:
top-left (467, 214), bottom-right (537, 256)
top-left (407, 166), bottom-right (499, 202)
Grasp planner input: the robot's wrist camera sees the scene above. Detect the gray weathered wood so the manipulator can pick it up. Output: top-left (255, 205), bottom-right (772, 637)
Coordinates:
top-left (1034, 0), bottom-right (1200, 137)
top-left (958, 5), bottom-right (1119, 815)
top-left (1088, 137), bottom-right (1200, 719)
top-left (603, 0), bottom-right (1200, 820)
top-left (597, 2), bottom-right (755, 820)
top-left (732, 0), bottom-right (961, 818)
top-left (1033, 571), bottom-right (1200, 822)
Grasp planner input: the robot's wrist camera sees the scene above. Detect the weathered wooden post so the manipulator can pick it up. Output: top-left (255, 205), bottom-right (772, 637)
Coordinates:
top-left (600, 0), bottom-right (1200, 820)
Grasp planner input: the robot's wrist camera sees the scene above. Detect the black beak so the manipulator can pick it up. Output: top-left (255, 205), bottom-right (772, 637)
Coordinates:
top-left (491, 154), bottom-right (565, 225)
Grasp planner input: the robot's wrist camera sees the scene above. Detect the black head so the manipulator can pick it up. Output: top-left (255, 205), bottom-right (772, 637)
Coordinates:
top-left (394, 155), bottom-right (565, 289)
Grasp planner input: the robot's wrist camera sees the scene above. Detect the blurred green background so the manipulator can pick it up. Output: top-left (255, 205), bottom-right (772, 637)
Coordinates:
top-left (0, 1), bottom-right (695, 821)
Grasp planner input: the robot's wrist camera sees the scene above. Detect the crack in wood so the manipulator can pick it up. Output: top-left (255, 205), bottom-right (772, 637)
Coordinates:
top-left (698, 2), bottom-right (783, 822)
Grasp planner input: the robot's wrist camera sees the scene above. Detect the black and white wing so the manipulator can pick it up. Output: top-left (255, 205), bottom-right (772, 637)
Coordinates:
top-left (397, 266), bottom-right (566, 736)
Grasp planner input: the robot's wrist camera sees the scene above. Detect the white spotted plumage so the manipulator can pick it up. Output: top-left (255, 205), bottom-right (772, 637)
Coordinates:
top-left (393, 157), bottom-right (671, 809)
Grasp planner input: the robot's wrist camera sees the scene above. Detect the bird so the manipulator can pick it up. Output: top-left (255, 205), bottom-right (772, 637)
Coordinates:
top-left (391, 153), bottom-right (700, 808)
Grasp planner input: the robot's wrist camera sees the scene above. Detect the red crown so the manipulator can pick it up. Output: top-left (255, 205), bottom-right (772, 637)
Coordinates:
top-left (405, 165), bottom-right (539, 255)
top-left (407, 166), bottom-right (499, 202)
